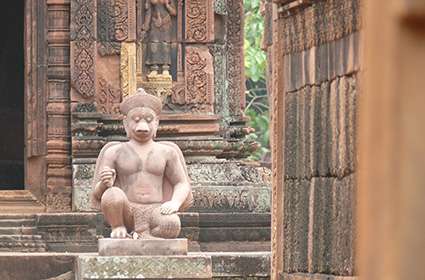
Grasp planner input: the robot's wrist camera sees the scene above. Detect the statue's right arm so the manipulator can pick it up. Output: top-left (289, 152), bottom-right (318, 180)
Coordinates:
top-left (92, 147), bottom-right (117, 201)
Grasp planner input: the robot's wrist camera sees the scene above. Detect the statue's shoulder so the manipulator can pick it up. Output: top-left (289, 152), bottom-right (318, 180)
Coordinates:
top-left (156, 141), bottom-right (183, 156)
top-left (100, 141), bottom-right (128, 158)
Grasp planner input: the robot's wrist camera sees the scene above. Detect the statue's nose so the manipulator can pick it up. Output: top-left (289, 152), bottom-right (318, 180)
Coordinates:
top-left (135, 122), bottom-right (149, 133)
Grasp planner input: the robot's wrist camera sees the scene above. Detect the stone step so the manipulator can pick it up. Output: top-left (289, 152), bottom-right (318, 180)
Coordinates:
top-left (0, 218), bottom-right (37, 227)
top-left (199, 241), bottom-right (270, 252)
top-left (0, 226), bottom-right (37, 235)
top-left (0, 234), bottom-right (47, 252)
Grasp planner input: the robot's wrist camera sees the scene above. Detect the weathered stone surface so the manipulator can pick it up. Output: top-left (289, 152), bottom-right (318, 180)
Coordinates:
top-left (285, 75), bottom-right (357, 180)
top-left (311, 176), bottom-right (355, 276)
top-left (44, 271), bottom-right (74, 280)
top-left (283, 33), bottom-right (360, 92)
top-left (72, 164), bottom-right (96, 212)
top-left (199, 227), bottom-right (270, 242)
top-left (0, 253), bottom-right (75, 280)
top-left (283, 179), bottom-right (311, 273)
top-left (77, 255), bottom-right (212, 279)
top-left (198, 213), bottom-right (270, 227)
top-left (199, 241), bottom-right (270, 253)
top-left (191, 185), bottom-right (271, 213)
top-left (280, 0), bottom-right (360, 55)
top-left (36, 213), bottom-right (104, 253)
top-left (282, 273), bottom-right (356, 280)
top-left (187, 160), bottom-right (272, 187)
top-left (209, 252), bottom-right (270, 279)
top-left (98, 238), bottom-right (188, 256)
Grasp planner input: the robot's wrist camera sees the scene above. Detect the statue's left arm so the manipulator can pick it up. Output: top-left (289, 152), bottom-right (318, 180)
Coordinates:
top-left (160, 148), bottom-right (191, 214)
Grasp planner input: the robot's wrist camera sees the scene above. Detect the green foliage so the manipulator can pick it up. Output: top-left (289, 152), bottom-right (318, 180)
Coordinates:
top-left (244, 0), bottom-right (270, 162)
top-left (244, 0), bottom-right (267, 82)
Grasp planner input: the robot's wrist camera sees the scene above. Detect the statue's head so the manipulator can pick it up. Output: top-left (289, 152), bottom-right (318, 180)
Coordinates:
top-left (120, 88), bottom-right (162, 143)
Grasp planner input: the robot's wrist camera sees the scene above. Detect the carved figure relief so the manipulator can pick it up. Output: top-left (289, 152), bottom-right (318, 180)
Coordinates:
top-left (140, 0), bottom-right (177, 76)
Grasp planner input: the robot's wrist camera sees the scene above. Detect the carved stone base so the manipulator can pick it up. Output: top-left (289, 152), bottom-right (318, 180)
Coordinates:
top-left (98, 238), bottom-right (188, 256)
top-left (77, 255), bottom-right (212, 279)
top-left (138, 72), bottom-right (173, 102)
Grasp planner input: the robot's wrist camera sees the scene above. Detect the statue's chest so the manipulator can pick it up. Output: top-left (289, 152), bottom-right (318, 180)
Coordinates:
top-left (115, 145), bottom-right (166, 177)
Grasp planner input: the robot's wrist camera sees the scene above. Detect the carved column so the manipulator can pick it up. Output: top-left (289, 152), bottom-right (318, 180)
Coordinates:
top-left (45, 0), bottom-right (72, 212)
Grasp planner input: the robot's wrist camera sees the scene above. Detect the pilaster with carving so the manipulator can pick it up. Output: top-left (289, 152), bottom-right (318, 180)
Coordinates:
top-left (70, 0), bottom-right (96, 101)
top-left (226, 0), bottom-right (245, 120)
top-left (185, 46), bottom-right (214, 113)
top-left (185, 0), bottom-right (214, 43)
top-left (46, 0), bottom-right (72, 211)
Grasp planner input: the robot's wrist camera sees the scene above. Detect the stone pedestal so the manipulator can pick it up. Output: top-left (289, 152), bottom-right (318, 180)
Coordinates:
top-left (77, 255), bottom-right (212, 279)
top-left (98, 238), bottom-right (188, 256)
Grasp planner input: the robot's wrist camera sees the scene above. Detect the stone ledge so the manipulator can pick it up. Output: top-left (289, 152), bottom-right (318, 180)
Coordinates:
top-left (77, 255), bottom-right (212, 279)
top-left (281, 273), bottom-right (357, 280)
top-left (206, 252), bottom-right (271, 279)
top-left (98, 238), bottom-right (188, 256)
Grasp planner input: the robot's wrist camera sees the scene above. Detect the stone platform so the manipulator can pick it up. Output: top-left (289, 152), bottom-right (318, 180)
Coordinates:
top-left (0, 251), bottom-right (270, 279)
top-left (77, 255), bottom-right (212, 279)
top-left (98, 238), bottom-right (188, 256)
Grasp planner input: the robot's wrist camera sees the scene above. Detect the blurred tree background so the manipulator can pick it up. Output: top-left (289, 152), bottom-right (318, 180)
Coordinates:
top-left (244, 0), bottom-right (270, 162)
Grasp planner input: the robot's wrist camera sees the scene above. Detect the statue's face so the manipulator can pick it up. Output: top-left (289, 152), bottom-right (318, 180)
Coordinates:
top-left (124, 107), bottom-right (159, 143)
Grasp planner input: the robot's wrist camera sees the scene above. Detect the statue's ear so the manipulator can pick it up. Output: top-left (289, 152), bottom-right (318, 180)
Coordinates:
top-left (153, 116), bottom-right (160, 139)
top-left (123, 117), bottom-right (130, 138)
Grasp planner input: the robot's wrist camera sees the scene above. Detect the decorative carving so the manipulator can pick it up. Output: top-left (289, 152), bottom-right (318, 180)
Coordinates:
top-left (226, 0), bottom-right (245, 118)
top-left (97, 0), bottom-right (121, 56)
top-left (184, 47), bottom-right (214, 112)
top-left (120, 42), bottom-right (137, 97)
top-left (185, 0), bottom-right (214, 43)
top-left (113, 0), bottom-right (129, 41)
top-left (142, 73), bottom-right (173, 102)
top-left (97, 77), bottom-right (122, 114)
top-left (171, 82), bottom-right (185, 105)
top-left (71, 0), bottom-right (96, 99)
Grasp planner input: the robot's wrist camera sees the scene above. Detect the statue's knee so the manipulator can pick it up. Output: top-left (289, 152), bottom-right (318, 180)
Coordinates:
top-left (152, 213), bottom-right (181, 239)
top-left (101, 187), bottom-right (126, 208)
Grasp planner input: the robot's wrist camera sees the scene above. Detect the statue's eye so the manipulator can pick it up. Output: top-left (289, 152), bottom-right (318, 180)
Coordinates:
top-left (134, 117), bottom-right (140, 122)
top-left (146, 117), bottom-right (153, 123)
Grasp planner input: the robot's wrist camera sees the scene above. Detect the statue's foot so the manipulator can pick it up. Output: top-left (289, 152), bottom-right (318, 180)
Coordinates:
top-left (136, 231), bottom-right (162, 240)
top-left (110, 226), bottom-right (128, 239)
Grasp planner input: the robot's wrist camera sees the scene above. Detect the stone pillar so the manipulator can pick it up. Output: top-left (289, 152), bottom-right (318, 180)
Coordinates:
top-left (270, 0), bottom-right (360, 279)
top-left (358, 1), bottom-right (425, 279)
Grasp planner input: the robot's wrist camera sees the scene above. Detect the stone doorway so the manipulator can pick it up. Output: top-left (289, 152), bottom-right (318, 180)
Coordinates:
top-left (0, 0), bottom-right (46, 212)
top-left (0, 1), bottom-right (25, 190)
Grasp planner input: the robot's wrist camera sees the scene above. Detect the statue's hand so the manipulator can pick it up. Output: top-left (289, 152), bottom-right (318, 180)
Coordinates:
top-left (100, 167), bottom-right (116, 188)
top-left (160, 201), bottom-right (180, 215)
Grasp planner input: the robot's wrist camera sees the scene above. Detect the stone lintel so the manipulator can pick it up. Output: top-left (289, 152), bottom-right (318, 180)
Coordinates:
top-left (77, 255), bottom-right (212, 279)
top-left (98, 238), bottom-right (188, 256)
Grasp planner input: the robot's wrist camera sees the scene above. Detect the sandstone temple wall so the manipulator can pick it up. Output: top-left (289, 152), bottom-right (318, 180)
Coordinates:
top-left (268, 0), bottom-right (360, 279)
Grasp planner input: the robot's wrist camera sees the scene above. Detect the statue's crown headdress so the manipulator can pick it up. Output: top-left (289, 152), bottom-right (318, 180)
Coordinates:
top-left (120, 88), bottom-right (163, 116)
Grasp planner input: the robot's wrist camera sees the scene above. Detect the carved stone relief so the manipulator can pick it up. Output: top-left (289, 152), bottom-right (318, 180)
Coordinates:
top-left (185, 47), bottom-right (214, 113)
top-left (71, 0), bottom-right (96, 99)
top-left (120, 42), bottom-right (137, 97)
top-left (185, 0), bottom-right (214, 43)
